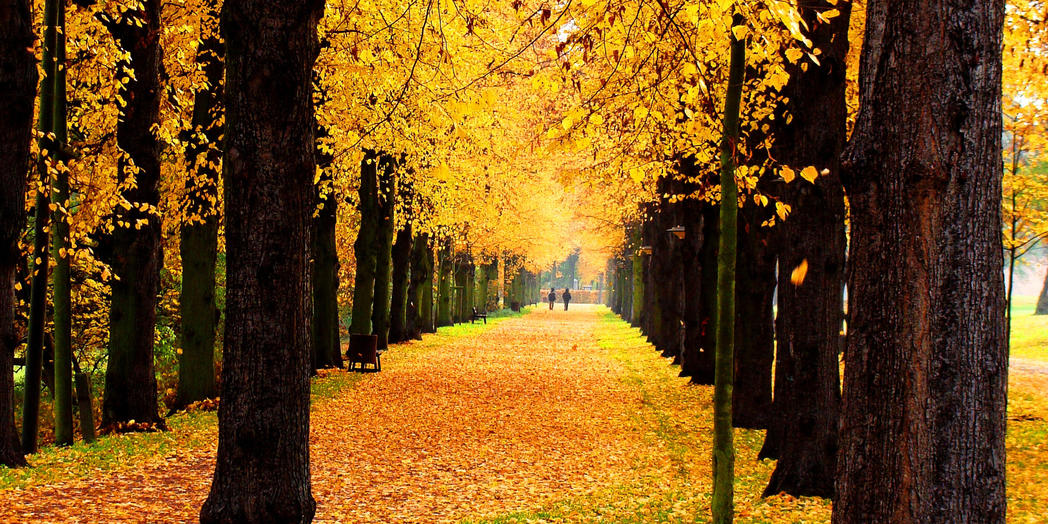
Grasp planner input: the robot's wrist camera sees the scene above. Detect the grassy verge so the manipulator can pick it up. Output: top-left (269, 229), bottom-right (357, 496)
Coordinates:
top-left (1012, 295), bottom-right (1048, 362)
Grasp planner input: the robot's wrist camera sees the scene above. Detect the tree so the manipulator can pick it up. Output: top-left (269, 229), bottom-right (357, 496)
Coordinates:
top-left (21, 0), bottom-right (60, 454)
top-left (762, 0), bottom-right (851, 498)
top-left (101, 0), bottom-right (166, 429)
top-left (51, 0), bottom-right (73, 446)
top-left (387, 223), bottom-right (413, 344)
top-left (0, 0), bottom-right (36, 468)
top-left (371, 154), bottom-right (396, 349)
top-left (350, 149), bottom-right (380, 337)
top-left (436, 242), bottom-right (453, 326)
top-left (834, 0), bottom-right (1007, 521)
top-left (176, 0), bottom-right (223, 408)
top-left (199, 0), bottom-right (323, 520)
top-left (711, 15), bottom-right (745, 523)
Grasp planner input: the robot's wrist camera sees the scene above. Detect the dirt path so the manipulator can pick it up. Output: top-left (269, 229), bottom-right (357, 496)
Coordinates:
top-left (0, 305), bottom-right (649, 522)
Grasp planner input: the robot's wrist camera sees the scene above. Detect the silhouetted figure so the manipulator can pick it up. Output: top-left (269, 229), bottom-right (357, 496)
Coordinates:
top-left (563, 288), bottom-right (572, 311)
top-left (548, 288), bottom-right (557, 310)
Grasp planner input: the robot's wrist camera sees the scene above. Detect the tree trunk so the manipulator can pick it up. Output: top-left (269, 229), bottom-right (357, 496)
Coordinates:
top-left (1035, 263), bottom-right (1048, 315)
top-left (176, 0), bottom-right (223, 407)
top-left (762, 0), bottom-right (850, 498)
top-left (436, 243), bottom-right (452, 327)
top-left (388, 224), bottom-right (412, 344)
top-left (350, 150), bottom-right (379, 336)
top-left (712, 21), bottom-right (744, 523)
top-left (682, 200), bottom-right (716, 384)
top-left (21, 0), bottom-right (58, 454)
top-left (731, 205), bottom-right (774, 430)
top-left (632, 251), bottom-right (645, 327)
top-left (408, 233), bottom-right (432, 337)
top-left (199, 0), bottom-right (322, 520)
top-left (51, 1), bottom-right (73, 446)
top-left (102, 0), bottom-right (166, 429)
top-left (310, 172), bottom-right (340, 369)
top-left (0, 0), bottom-right (35, 467)
top-left (370, 154), bottom-right (395, 350)
top-left (421, 241), bottom-right (436, 333)
top-left (834, 1), bottom-right (1007, 522)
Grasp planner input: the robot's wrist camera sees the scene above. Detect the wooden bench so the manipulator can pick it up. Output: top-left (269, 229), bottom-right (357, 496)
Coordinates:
top-left (471, 307), bottom-right (488, 324)
top-left (347, 334), bottom-right (383, 372)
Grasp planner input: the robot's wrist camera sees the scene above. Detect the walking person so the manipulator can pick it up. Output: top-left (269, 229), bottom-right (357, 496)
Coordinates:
top-left (548, 288), bottom-right (557, 310)
top-left (562, 288), bottom-right (572, 311)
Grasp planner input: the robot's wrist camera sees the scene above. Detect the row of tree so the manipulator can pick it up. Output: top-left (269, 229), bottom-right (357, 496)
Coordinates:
top-left (600, 0), bottom-right (1007, 522)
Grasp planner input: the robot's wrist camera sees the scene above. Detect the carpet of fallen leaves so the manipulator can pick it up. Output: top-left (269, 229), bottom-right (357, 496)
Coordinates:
top-left (0, 305), bottom-right (1046, 522)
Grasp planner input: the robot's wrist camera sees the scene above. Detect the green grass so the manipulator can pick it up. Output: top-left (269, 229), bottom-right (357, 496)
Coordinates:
top-left (1011, 295), bottom-right (1048, 362)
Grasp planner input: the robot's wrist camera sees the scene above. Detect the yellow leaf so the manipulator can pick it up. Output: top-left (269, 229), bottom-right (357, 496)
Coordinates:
top-left (800, 166), bottom-right (819, 183)
top-left (780, 166), bottom-right (796, 183)
top-left (790, 259), bottom-right (809, 286)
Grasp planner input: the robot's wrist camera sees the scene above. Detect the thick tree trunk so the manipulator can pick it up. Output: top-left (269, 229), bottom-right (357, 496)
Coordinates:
top-left (370, 155), bottom-right (395, 350)
top-left (0, 0), bottom-right (35, 467)
top-left (199, 0), bottom-right (322, 520)
top-left (653, 177), bottom-right (682, 359)
top-left (421, 242), bottom-right (436, 333)
top-left (408, 233), bottom-right (432, 337)
top-left (350, 150), bottom-right (379, 336)
top-left (388, 224), bottom-right (412, 344)
top-left (103, 0), bottom-right (166, 429)
top-left (1035, 264), bottom-right (1048, 315)
top-left (176, 0), bottom-right (223, 407)
top-left (682, 201), bottom-right (716, 384)
top-left (436, 243), bottom-right (452, 327)
top-left (731, 205), bottom-right (774, 430)
top-left (311, 178), bottom-right (340, 369)
top-left (762, 0), bottom-right (850, 498)
top-left (834, 1), bottom-right (1007, 522)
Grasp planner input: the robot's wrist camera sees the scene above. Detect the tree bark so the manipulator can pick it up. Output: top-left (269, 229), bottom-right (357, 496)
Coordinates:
top-left (834, 1), bottom-right (1007, 522)
top-left (712, 22), bottom-right (744, 522)
top-left (421, 241), bottom-right (436, 332)
top-left (199, 0), bottom-right (322, 520)
top-left (176, 0), bottom-right (223, 408)
top-left (371, 154), bottom-right (395, 350)
top-left (408, 233), bottom-right (432, 337)
top-left (21, 0), bottom-right (58, 454)
top-left (681, 200), bottom-right (716, 384)
top-left (350, 149), bottom-right (379, 336)
top-left (388, 224), bottom-right (412, 344)
top-left (436, 242), bottom-right (453, 327)
top-left (310, 168), bottom-right (340, 369)
top-left (731, 204), bottom-right (774, 430)
top-left (762, 0), bottom-right (850, 498)
top-left (51, 0), bottom-right (73, 445)
top-left (102, 0), bottom-right (166, 429)
top-left (0, 0), bottom-right (35, 467)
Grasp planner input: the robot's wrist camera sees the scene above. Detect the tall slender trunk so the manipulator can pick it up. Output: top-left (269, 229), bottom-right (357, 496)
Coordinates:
top-left (176, 0), bottom-right (223, 407)
top-left (388, 224), bottom-right (412, 344)
top-left (21, 0), bottom-right (58, 454)
top-left (350, 149), bottom-right (379, 336)
top-left (51, 0), bottom-right (73, 445)
top-left (199, 0), bottom-right (323, 520)
top-left (102, 0), bottom-right (166, 429)
top-left (370, 155), bottom-right (395, 350)
top-left (0, 0), bottom-right (36, 467)
top-left (763, 0), bottom-right (850, 498)
top-left (834, 0), bottom-right (1007, 521)
top-left (711, 18), bottom-right (745, 523)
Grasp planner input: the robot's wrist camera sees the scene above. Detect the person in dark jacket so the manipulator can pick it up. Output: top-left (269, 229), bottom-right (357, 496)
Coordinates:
top-left (547, 288), bottom-right (557, 310)
top-left (562, 288), bottom-right (572, 311)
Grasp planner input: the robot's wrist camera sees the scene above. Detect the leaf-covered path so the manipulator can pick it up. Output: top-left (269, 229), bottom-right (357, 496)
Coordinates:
top-left (2, 305), bottom-right (1046, 522)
